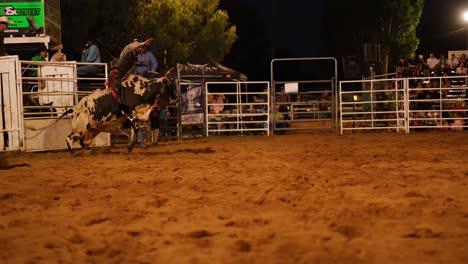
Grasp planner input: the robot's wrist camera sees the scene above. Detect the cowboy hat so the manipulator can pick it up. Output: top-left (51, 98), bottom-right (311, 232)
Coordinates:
top-left (0, 16), bottom-right (11, 24)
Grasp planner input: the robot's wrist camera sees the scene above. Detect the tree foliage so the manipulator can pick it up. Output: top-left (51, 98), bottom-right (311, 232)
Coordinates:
top-left (359, 0), bottom-right (425, 62)
top-left (325, 0), bottom-right (425, 71)
top-left (133, 0), bottom-right (237, 64)
top-left (61, 0), bottom-right (237, 65)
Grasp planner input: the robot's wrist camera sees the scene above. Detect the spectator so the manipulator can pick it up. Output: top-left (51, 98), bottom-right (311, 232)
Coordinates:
top-left (417, 54), bottom-right (428, 77)
top-left (147, 97), bottom-right (170, 146)
top-left (407, 53), bottom-right (418, 76)
top-left (450, 99), bottom-right (466, 131)
top-left (447, 53), bottom-right (459, 73)
top-left (426, 52), bottom-right (439, 75)
top-left (31, 45), bottom-right (48, 77)
top-left (50, 44), bottom-right (67, 62)
top-left (459, 53), bottom-right (467, 66)
top-left (320, 90), bottom-right (331, 118)
top-left (135, 43), bottom-right (158, 78)
top-left (271, 106), bottom-right (286, 134)
top-left (275, 86), bottom-right (291, 114)
top-left (438, 54), bottom-right (448, 75)
top-left (396, 57), bottom-right (409, 77)
top-left (77, 37), bottom-right (101, 76)
top-left (456, 62), bottom-right (467, 76)
top-left (0, 16), bottom-right (10, 56)
top-left (209, 94), bottom-right (225, 114)
top-left (257, 87), bottom-right (268, 103)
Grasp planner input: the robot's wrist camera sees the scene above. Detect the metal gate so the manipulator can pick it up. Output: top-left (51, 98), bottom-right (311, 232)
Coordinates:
top-left (339, 75), bottom-right (468, 133)
top-left (205, 81), bottom-right (270, 136)
top-left (1, 57), bottom-right (111, 152)
top-left (339, 78), bottom-right (407, 133)
top-left (0, 56), bottom-right (23, 151)
top-left (21, 60), bottom-right (110, 151)
top-left (270, 57), bottom-right (338, 134)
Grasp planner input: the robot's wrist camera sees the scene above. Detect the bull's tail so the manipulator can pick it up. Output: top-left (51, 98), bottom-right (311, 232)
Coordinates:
top-left (24, 108), bottom-right (74, 131)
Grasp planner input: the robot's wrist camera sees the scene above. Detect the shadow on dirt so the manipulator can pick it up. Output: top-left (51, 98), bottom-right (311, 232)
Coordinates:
top-left (89, 146), bottom-right (216, 156)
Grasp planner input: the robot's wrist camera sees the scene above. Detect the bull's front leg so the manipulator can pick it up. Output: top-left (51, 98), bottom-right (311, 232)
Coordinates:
top-left (65, 133), bottom-right (76, 155)
top-left (127, 122), bottom-right (139, 154)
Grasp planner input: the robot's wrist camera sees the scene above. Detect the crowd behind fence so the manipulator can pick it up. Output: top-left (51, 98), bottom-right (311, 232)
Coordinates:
top-left (340, 75), bottom-right (468, 133)
top-left (205, 82), bottom-right (270, 136)
top-left (3, 55), bottom-right (467, 152)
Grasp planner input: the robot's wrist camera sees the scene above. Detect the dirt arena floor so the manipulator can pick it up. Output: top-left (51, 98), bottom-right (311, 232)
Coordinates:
top-left (1, 132), bottom-right (467, 264)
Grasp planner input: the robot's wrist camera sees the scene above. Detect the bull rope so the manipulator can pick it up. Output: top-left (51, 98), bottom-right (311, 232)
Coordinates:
top-left (24, 108), bottom-right (73, 131)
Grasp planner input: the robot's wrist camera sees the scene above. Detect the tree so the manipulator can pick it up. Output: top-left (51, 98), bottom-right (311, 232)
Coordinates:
top-left (133, 0), bottom-right (238, 65)
top-left (61, 0), bottom-right (237, 66)
top-left (325, 0), bottom-right (425, 74)
top-left (360, 0), bottom-right (425, 72)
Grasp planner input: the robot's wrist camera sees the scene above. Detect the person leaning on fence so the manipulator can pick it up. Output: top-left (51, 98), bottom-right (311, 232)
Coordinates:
top-left (271, 106), bottom-right (286, 135)
top-left (209, 94), bottom-right (225, 114)
top-left (0, 16), bottom-right (11, 56)
top-left (30, 45), bottom-right (48, 77)
top-left (150, 98), bottom-right (170, 145)
top-left (77, 37), bottom-right (101, 76)
top-left (275, 87), bottom-right (291, 114)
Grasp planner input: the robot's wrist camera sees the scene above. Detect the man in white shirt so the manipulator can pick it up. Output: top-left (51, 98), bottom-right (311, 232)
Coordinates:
top-left (426, 53), bottom-right (439, 73)
top-left (447, 53), bottom-right (459, 72)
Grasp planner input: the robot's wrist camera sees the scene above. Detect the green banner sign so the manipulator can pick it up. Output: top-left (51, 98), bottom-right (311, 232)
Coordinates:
top-left (0, 1), bottom-right (45, 36)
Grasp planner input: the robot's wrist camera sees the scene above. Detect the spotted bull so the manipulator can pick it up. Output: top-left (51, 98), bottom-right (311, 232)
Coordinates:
top-left (65, 74), bottom-right (176, 154)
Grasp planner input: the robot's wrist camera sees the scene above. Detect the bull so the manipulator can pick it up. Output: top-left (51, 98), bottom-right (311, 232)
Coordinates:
top-left (64, 74), bottom-right (176, 154)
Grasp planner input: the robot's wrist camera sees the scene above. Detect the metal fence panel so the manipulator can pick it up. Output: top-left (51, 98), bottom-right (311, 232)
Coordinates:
top-left (205, 81), bottom-right (270, 136)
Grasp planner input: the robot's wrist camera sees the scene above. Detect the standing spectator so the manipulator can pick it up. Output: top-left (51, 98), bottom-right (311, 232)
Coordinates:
top-left (407, 53), bottom-right (418, 76)
top-left (417, 54), bottom-right (428, 77)
top-left (426, 52), bottom-right (439, 75)
top-left (319, 90), bottom-right (331, 118)
top-left (438, 54), bottom-right (448, 75)
top-left (459, 53), bottom-right (467, 66)
top-left (456, 61), bottom-right (467, 76)
top-left (77, 37), bottom-right (101, 76)
top-left (0, 16), bottom-right (10, 56)
top-left (31, 45), bottom-right (48, 77)
top-left (153, 99), bottom-right (170, 142)
top-left (275, 86), bottom-right (291, 114)
top-left (447, 53), bottom-right (459, 73)
top-left (209, 94), bottom-right (225, 114)
top-left (396, 57), bottom-right (409, 77)
top-left (135, 43), bottom-right (158, 78)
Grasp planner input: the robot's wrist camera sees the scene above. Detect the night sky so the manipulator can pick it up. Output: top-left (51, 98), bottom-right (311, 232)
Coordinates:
top-left (220, 0), bottom-right (326, 80)
top-left (220, 0), bottom-right (468, 80)
top-left (417, 0), bottom-right (468, 54)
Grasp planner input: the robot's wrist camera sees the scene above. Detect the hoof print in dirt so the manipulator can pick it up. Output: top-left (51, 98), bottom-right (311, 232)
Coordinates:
top-left (234, 240), bottom-right (251, 252)
top-left (188, 230), bottom-right (213, 239)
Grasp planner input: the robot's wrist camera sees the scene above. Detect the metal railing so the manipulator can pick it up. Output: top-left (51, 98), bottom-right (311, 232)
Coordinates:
top-left (205, 81), bottom-right (270, 136)
top-left (339, 75), bottom-right (468, 133)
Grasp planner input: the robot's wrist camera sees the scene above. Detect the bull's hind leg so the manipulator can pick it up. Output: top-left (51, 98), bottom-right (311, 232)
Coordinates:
top-left (127, 125), bottom-right (139, 154)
